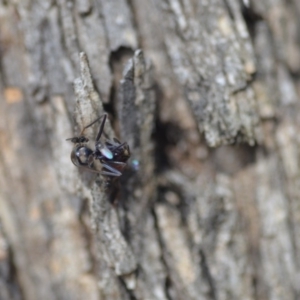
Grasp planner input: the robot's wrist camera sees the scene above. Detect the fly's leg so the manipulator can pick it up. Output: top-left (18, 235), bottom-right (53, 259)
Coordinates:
top-left (95, 114), bottom-right (107, 142)
top-left (100, 161), bottom-right (127, 177)
top-left (80, 114), bottom-right (107, 136)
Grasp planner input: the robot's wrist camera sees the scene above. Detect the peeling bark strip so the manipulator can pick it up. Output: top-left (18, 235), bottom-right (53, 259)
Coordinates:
top-left (73, 52), bottom-right (137, 284)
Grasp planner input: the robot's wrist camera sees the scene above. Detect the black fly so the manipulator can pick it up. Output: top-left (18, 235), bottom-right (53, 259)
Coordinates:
top-left (66, 114), bottom-right (130, 182)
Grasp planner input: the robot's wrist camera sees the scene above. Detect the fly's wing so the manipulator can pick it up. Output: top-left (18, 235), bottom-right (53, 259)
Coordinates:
top-left (100, 146), bottom-right (113, 159)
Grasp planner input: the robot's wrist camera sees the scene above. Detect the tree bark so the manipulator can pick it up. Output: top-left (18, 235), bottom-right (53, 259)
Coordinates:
top-left (0, 0), bottom-right (300, 299)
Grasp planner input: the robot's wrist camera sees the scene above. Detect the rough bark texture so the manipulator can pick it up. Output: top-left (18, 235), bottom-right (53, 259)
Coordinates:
top-left (0, 0), bottom-right (300, 299)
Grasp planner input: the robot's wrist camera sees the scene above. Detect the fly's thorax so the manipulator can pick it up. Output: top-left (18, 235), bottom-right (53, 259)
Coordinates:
top-left (114, 143), bottom-right (130, 162)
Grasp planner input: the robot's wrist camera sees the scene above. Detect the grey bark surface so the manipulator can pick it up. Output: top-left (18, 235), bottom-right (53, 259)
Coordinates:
top-left (0, 0), bottom-right (300, 300)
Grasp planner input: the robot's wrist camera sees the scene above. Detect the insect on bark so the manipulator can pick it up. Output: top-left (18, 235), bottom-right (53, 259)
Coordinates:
top-left (66, 114), bottom-right (130, 183)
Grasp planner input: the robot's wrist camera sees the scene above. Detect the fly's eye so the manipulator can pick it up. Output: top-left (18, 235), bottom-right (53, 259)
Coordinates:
top-left (76, 146), bottom-right (93, 164)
